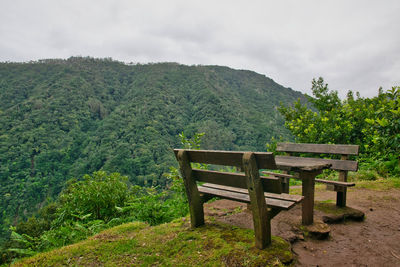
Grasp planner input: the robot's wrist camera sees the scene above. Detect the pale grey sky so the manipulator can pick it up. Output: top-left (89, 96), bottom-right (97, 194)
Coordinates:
top-left (1, 0), bottom-right (399, 97)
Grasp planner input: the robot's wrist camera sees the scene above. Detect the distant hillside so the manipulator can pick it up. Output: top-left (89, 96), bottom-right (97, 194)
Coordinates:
top-left (0, 57), bottom-right (306, 239)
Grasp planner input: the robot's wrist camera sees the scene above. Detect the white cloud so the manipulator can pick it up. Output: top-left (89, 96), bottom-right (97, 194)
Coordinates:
top-left (1, 0), bottom-right (399, 97)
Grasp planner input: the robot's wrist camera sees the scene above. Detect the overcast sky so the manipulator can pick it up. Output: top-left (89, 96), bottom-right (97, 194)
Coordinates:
top-left (1, 0), bottom-right (399, 98)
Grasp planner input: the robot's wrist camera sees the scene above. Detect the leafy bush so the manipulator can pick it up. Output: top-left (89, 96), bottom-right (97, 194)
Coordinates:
top-left (55, 171), bottom-right (130, 224)
top-left (278, 78), bottom-right (399, 175)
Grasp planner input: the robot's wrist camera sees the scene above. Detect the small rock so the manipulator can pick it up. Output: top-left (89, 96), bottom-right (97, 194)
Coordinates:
top-left (287, 233), bottom-right (305, 243)
top-left (346, 209), bottom-right (365, 221)
top-left (297, 234), bottom-right (305, 241)
top-left (369, 208), bottom-right (373, 211)
top-left (321, 205), bottom-right (365, 224)
top-left (322, 214), bottom-right (343, 224)
top-left (305, 221), bottom-right (331, 240)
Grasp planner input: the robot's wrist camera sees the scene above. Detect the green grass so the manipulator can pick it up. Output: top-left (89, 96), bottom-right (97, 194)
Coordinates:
top-left (12, 219), bottom-right (294, 267)
top-left (353, 178), bottom-right (400, 191)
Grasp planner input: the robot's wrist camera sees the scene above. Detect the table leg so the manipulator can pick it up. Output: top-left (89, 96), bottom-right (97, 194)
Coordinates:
top-left (301, 171), bottom-right (316, 225)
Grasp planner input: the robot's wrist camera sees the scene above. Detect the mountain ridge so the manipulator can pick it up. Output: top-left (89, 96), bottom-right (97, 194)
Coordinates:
top-left (0, 57), bottom-right (306, 240)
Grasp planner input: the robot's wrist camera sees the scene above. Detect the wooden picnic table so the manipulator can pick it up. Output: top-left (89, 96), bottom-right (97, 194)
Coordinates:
top-left (275, 156), bottom-right (332, 225)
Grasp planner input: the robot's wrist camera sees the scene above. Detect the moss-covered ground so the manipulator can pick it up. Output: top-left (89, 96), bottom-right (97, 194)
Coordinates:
top-left (314, 202), bottom-right (359, 216)
top-left (12, 219), bottom-right (294, 267)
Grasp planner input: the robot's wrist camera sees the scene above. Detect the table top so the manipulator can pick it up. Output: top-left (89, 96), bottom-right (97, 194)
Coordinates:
top-left (275, 155), bottom-right (332, 172)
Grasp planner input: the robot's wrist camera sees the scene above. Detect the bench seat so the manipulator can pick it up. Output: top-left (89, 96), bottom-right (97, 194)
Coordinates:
top-left (199, 183), bottom-right (303, 210)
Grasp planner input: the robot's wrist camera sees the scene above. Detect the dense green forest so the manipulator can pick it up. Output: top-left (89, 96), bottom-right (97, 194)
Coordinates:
top-left (0, 57), bottom-right (306, 244)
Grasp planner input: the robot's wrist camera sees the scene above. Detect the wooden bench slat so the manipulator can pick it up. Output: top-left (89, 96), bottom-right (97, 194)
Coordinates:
top-left (174, 149), bottom-right (277, 169)
top-left (197, 186), bottom-right (297, 210)
top-left (315, 179), bottom-right (355, 187)
top-left (193, 169), bottom-right (247, 189)
top-left (192, 169), bottom-right (282, 194)
top-left (276, 155), bottom-right (358, 172)
top-left (277, 143), bottom-right (359, 155)
top-left (262, 171), bottom-right (295, 179)
top-left (201, 183), bottom-right (303, 203)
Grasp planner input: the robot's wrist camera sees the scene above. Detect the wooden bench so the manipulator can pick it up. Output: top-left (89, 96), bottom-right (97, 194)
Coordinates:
top-left (174, 149), bottom-right (303, 249)
top-left (264, 143), bottom-right (359, 207)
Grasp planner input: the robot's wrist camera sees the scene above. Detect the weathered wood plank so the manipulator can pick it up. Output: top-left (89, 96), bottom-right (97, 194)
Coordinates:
top-left (192, 169), bottom-right (282, 194)
top-left (197, 186), bottom-right (250, 202)
top-left (197, 186), bottom-right (297, 209)
top-left (192, 169), bottom-right (247, 189)
top-left (315, 179), bottom-right (355, 187)
top-left (262, 171), bottom-right (295, 179)
top-left (277, 143), bottom-right (359, 155)
top-left (242, 152), bottom-right (270, 249)
top-left (201, 183), bottom-right (303, 203)
top-left (276, 156), bottom-right (357, 172)
top-left (176, 150), bottom-right (204, 228)
top-left (173, 149), bottom-right (277, 169)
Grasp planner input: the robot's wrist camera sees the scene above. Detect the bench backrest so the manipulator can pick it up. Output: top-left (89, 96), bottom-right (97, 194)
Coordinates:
top-left (173, 149), bottom-right (281, 193)
top-left (276, 143), bottom-right (359, 172)
top-left (276, 143), bottom-right (359, 155)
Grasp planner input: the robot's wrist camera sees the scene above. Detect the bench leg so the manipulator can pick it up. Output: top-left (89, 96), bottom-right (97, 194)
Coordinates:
top-left (281, 177), bottom-right (290, 193)
top-left (336, 189), bottom-right (347, 207)
top-left (300, 170), bottom-right (319, 225)
top-left (177, 150), bottom-right (205, 228)
top-left (243, 152), bottom-right (271, 249)
top-left (281, 171), bottom-right (290, 193)
top-left (337, 168), bottom-right (348, 207)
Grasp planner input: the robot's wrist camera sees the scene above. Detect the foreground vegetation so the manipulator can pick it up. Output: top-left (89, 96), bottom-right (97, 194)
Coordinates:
top-left (11, 220), bottom-right (294, 267)
top-left (0, 134), bottom-right (197, 264)
top-left (0, 170), bottom-right (188, 264)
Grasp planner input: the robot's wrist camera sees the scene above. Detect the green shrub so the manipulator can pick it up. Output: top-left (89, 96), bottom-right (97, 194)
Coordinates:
top-left (56, 171), bottom-right (129, 224)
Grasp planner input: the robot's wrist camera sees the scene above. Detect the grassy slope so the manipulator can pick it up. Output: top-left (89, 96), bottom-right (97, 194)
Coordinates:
top-left (12, 219), bottom-right (294, 267)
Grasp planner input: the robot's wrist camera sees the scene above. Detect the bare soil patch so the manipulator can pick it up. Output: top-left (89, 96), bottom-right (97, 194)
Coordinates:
top-left (204, 187), bottom-right (400, 267)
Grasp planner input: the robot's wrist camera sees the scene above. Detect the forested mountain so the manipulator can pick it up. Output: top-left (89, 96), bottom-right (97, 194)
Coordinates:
top-left (0, 57), bottom-right (305, 240)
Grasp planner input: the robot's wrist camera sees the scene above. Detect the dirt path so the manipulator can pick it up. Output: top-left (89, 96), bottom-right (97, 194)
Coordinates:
top-left (203, 187), bottom-right (400, 267)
